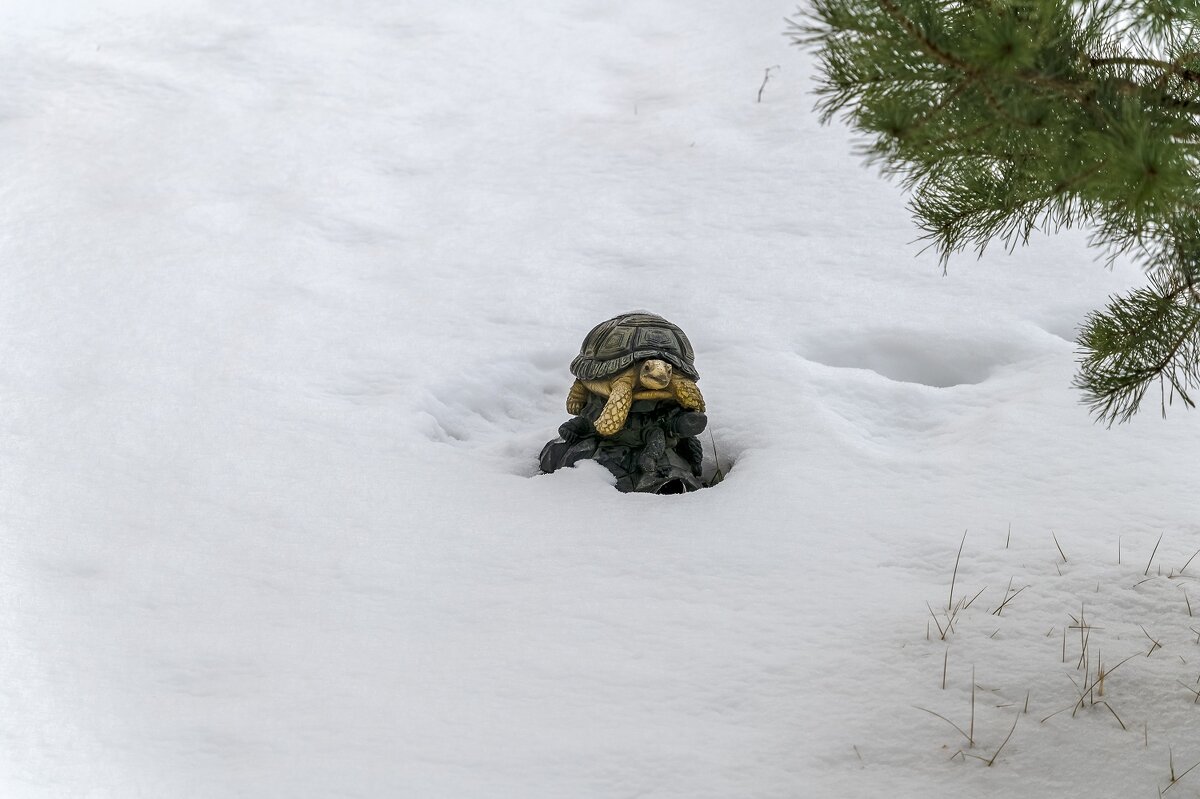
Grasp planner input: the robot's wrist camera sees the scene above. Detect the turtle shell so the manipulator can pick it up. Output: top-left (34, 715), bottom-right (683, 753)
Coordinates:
top-left (570, 312), bottom-right (699, 381)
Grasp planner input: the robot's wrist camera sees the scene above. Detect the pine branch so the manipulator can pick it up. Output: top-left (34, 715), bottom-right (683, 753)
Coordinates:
top-left (876, 0), bottom-right (971, 73)
top-left (1088, 56), bottom-right (1200, 84)
top-left (791, 0), bottom-right (1200, 421)
top-left (1076, 278), bottom-right (1200, 424)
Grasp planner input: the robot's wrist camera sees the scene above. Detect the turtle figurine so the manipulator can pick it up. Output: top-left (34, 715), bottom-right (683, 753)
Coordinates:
top-left (540, 312), bottom-right (710, 494)
top-left (566, 312), bottom-right (705, 436)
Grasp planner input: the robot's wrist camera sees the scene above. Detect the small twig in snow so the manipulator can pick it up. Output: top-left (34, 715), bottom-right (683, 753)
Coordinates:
top-left (757, 65), bottom-right (780, 103)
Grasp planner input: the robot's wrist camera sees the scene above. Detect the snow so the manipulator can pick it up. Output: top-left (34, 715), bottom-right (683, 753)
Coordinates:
top-left (3, 1), bottom-right (1200, 796)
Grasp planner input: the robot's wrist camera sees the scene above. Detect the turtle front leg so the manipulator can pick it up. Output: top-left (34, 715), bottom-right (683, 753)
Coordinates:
top-left (669, 376), bottom-right (705, 412)
top-left (594, 371), bottom-right (636, 436)
top-left (566, 379), bottom-right (589, 414)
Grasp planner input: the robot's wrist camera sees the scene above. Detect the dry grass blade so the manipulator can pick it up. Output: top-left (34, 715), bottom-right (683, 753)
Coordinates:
top-left (1076, 627), bottom-right (1091, 671)
top-left (969, 666), bottom-right (976, 747)
top-left (991, 585), bottom-right (1027, 616)
top-left (986, 712), bottom-right (1020, 766)
top-left (927, 602), bottom-right (948, 640)
top-left (1146, 532), bottom-right (1164, 576)
top-left (914, 706), bottom-right (973, 745)
top-left (1102, 701), bottom-right (1127, 730)
top-left (1072, 654), bottom-right (1137, 715)
top-left (706, 431), bottom-right (725, 487)
top-left (1052, 532), bottom-right (1068, 563)
top-left (963, 585), bottom-right (987, 609)
top-left (1142, 625), bottom-right (1163, 656)
top-left (1182, 548), bottom-right (1200, 575)
top-left (1163, 756), bottom-right (1200, 794)
top-left (949, 530), bottom-right (967, 610)
top-left (1039, 704), bottom-right (1073, 724)
top-left (1178, 681), bottom-right (1200, 704)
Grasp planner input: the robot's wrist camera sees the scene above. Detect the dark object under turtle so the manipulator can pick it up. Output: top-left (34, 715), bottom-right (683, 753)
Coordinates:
top-left (539, 312), bottom-right (708, 494)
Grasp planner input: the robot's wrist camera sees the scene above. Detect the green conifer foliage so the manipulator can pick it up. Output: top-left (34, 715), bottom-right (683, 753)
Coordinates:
top-left (791, 1), bottom-right (1200, 423)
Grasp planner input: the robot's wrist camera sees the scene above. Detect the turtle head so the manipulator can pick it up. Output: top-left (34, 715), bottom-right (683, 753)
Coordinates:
top-left (638, 359), bottom-right (672, 390)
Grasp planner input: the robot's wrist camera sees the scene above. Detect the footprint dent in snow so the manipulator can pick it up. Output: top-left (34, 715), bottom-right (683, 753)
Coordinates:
top-left (420, 356), bottom-right (564, 445)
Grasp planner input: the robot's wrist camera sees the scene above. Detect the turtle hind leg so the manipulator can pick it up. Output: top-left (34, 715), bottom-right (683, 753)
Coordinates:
top-left (594, 371), bottom-right (635, 436)
top-left (670, 376), bottom-right (705, 412)
top-left (637, 426), bottom-right (667, 474)
top-left (677, 436), bottom-right (704, 477)
top-left (566, 379), bottom-right (589, 414)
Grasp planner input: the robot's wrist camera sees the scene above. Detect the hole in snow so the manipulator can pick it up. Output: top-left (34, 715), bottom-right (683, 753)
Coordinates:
top-left (657, 478), bottom-right (687, 495)
top-left (802, 331), bottom-right (1035, 388)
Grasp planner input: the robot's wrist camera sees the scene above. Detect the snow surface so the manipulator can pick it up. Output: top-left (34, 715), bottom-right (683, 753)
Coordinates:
top-left (4, 1), bottom-right (1200, 797)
